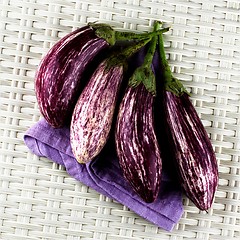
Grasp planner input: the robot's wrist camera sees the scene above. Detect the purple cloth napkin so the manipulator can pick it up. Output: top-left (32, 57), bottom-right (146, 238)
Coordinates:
top-left (24, 119), bottom-right (183, 231)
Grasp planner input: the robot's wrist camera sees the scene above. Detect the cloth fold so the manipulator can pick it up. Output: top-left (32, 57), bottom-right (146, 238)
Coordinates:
top-left (24, 119), bottom-right (183, 231)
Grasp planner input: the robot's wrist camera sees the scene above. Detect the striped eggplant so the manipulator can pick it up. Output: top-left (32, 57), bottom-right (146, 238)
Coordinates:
top-left (115, 83), bottom-right (162, 203)
top-left (35, 25), bottom-right (110, 128)
top-left (115, 27), bottom-right (163, 203)
top-left (162, 91), bottom-right (218, 210)
top-left (157, 32), bottom-right (218, 210)
top-left (70, 59), bottom-right (124, 164)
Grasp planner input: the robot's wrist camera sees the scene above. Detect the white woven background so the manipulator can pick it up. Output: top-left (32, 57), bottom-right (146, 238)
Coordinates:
top-left (0, 0), bottom-right (239, 239)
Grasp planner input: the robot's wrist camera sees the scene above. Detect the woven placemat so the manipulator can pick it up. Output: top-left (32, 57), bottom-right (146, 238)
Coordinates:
top-left (0, 0), bottom-right (239, 239)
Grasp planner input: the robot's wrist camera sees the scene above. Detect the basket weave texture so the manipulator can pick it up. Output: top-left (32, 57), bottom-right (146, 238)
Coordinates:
top-left (0, 0), bottom-right (240, 239)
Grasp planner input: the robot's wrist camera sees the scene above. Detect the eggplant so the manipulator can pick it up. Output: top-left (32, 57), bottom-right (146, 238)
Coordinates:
top-left (115, 83), bottom-right (162, 202)
top-left (157, 32), bottom-right (218, 210)
top-left (70, 59), bottom-right (124, 163)
top-left (162, 91), bottom-right (218, 210)
top-left (35, 25), bottom-right (110, 128)
top-left (115, 29), bottom-right (162, 203)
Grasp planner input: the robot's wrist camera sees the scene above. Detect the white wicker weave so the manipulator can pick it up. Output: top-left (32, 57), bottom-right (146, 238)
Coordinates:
top-left (0, 0), bottom-right (239, 239)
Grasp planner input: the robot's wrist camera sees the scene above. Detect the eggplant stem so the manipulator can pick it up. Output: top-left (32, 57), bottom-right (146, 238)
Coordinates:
top-left (142, 21), bottom-right (161, 67)
top-left (158, 29), bottom-right (189, 96)
top-left (158, 32), bottom-right (173, 81)
top-left (121, 38), bottom-right (152, 59)
top-left (115, 27), bottom-right (170, 41)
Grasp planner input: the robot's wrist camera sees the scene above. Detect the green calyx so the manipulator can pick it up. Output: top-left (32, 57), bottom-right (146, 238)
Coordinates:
top-left (128, 21), bottom-right (162, 95)
top-left (89, 23), bottom-right (116, 45)
top-left (165, 77), bottom-right (189, 96)
top-left (129, 65), bottom-right (156, 95)
top-left (158, 30), bottom-right (189, 97)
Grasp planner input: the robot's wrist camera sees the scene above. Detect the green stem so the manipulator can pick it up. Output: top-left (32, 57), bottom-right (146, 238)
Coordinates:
top-left (158, 32), bottom-right (173, 82)
top-left (89, 23), bottom-right (116, 45)
top-left (115, 27), bottom-right (170, 41)
top-left (142, 21), bottom-right (160, 68)
top-left (158, 30), bottom-right (189, 96)
top-left (120, 37), bottom-right (152, 59)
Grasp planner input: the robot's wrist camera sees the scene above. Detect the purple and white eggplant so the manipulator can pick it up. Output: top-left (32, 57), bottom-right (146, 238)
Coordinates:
top-left (163, 91), bottom-right (218, 210)
top-left (157, 31), bottom-right (218, 210)
top-left (115, 84), bottom-right (162, 203)
top-left (115, 28), bottom-right (162, 203)
top-left (70, 59), bottom-right (124, 164)
top-left (35, 24), bottom-right (112, 128)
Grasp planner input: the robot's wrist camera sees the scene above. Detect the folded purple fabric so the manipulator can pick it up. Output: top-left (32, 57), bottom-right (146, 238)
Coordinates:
top-left (24, 119), bottom-right (183, 231)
